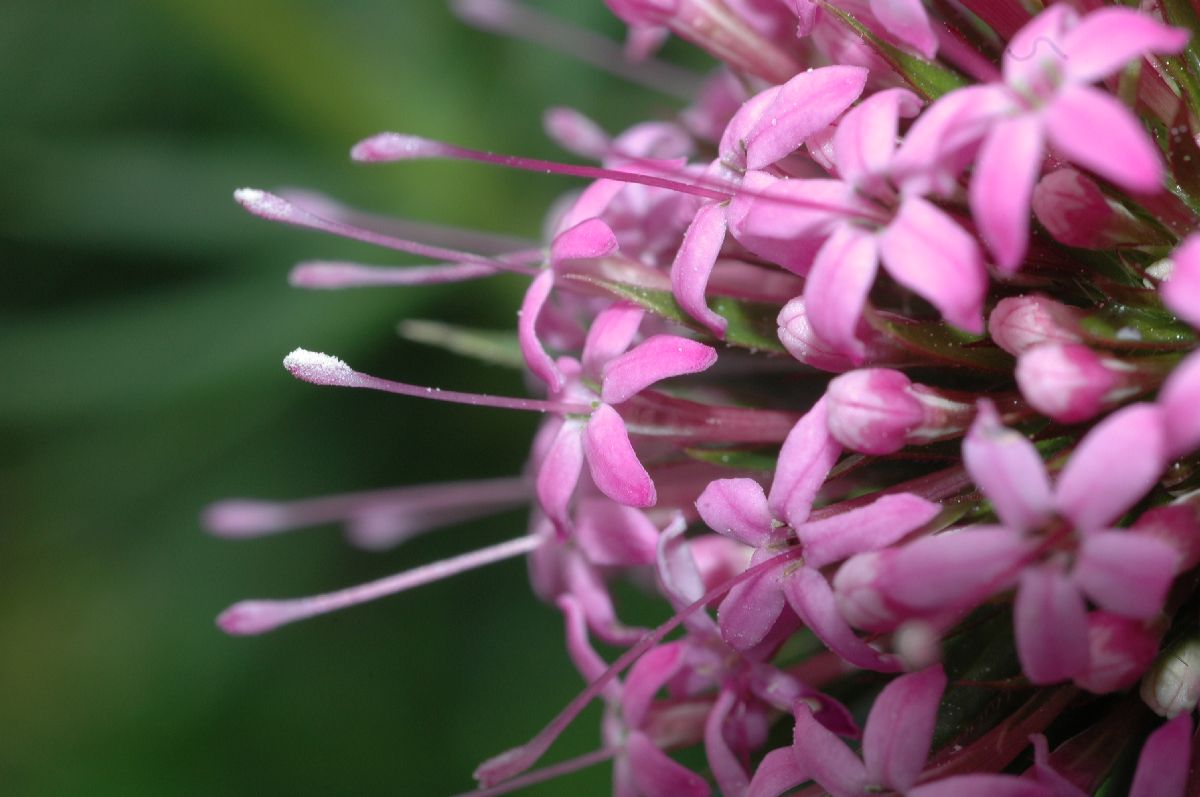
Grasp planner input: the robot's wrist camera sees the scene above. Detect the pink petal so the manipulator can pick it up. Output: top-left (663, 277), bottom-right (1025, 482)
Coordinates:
top-left (535, 419), bottom-right (585, 532)
top-left (863, 664), bottom-right (946, 791)
top-left (1029, 733), bottom-right (1089, 797)
top-left (832, 88), bottom-right (922, 184)
top-left (574, 498), bottom-right (660, 566)
top-left (550, 217), bottom-right (618, 265)
top-left (627, 731), bottom-right (712, 797)
top-left (792, 703), bottom-right (869, 797)
top-left (623, 642), bottom-right (686, 728)
top-left (745, 65), bottom-right (869, 170)
top-left (971, 113), bottom-right (1044, 272)
top-left (720, 85), bottom-right (783, 167)
top-left (1001, 4), bottom-right (1076, 88)
top-left (565, 551), bottom-right (644, 645)
top-left (705, 688), bottom-right (750, 797)
top-left (601, 334), bottom-right (718, 405)
top-left (695, 478), bottom-right (774, 548)
top-left (882, 527), bottom-right (1028, 613)
top-left (869, 0), bottom-right (937, 58)
top-left (785, 566), bottom-right (900, 672)
top-left (726, 175), bottom-right (862, 275)
top-left (584, 404), bottom-right (657, 507)
top-left (581, 302), bottom-right (645, 381)
top-left (1062, 8), bottom-right (1189, 85)
top-left (1130, 714), bottom-right (1193, 797)
top-left (909, 775), bottom-right (1054, 797)
top-left (1055, 403), bottom-right (1167, 531)
top-left (671, 202), bottom-right (729, 337)
top-left (878, 196), bottom-right (987, 333)
top-left (767, 397), bottom-right (842, 527)
top-left (518, 270), bottom-right (564, 392)
top-left (963, 400), bottom-right (1054, 533)
top-left (719, 563), bottom-right (788, 651)
top-left (746, 746), bottom-right (807, 797)
top-left (556, 178), bottom-right (625, 233)
top-left (1015, 566), bottom-right (1090, 684)
top-left (803, 224), bottom-right (880, 363)
top-left (557, 594), bottom-right (612, 687)
top-left (800, 493), bottom-right (941, 569)
top-left (1160, 350), bottom-right (1200, 460)
top-left (1045, 85), bottom-right (1164, 195)
top-left (892, 85), bottom-right (1014, 197)
top-left (1074, 531), bottom-right (1177, 619)
top-left (1162, 234), bottom-right (1200, 330)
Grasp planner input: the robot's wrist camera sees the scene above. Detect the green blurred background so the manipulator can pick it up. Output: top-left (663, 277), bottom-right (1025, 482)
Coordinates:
top-left (0, 2), bottom-right (697, 794)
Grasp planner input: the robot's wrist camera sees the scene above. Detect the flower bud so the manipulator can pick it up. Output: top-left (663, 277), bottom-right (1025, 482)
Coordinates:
top-left (1142, 633), bottom-right (1200, 717)
top-left (1073, 612), bottom-right (1159, 694)
top-left (832, 551), bottom-right (901, 632)
top-left (777, 298), bottom-right (913, 372)
top-left (825, 369), bottom-right (974, 454)
top-left (1032, 168), bottom-right (1159, 248)
top-left (1014, 343), bottom-right (1125, 423)
top-left (1133, 503), bottom-right (1200, 574)
top-left (987, 294), bottom-right (1084, 356)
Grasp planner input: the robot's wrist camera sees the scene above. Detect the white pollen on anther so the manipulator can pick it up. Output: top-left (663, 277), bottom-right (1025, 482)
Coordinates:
top-left (234, 187), bottom-right (295, 221)
top-left (283, 348), bottom-right (361, 387)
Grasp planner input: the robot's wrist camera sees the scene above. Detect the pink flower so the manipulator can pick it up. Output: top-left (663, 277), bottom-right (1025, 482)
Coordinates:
top-left (901, 5), bottom-right (1187, 270)
top-left (793, 665), bottom-right (1051, 797)
top-left (876, 401), bottom-right (1177, 686)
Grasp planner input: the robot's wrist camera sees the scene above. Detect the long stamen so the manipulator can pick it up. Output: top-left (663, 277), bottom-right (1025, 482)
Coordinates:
top-left (217, 533), bottom-right (542, 635)
top-left (450, 0), bottom-right (701, 100)
top-left (288, 260), bottom-right (501, 288)
top-left (451, 748), bottom-right (616, 797)
top-left (234, 189), bottom-right (540, 275)
top-left (351, 134), bottom-right (732, 202)
top-left (278, 188), bottom-right (540, 256)
top-left (283, 349), bottom-right (594, 414)
top-left (473, 543), bottom-right (805, 787)
top-left (352, 133), bottom-right (890, 220)
top-left (203, 476), bottom-right (529, 544)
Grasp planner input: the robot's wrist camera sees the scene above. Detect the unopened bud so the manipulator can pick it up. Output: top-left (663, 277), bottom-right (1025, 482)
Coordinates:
top-left (987, 294), bottom-right (1084, 356)
top-left (1133, 503), bottom-right (1200, 574)
top-left (832, 551), bottom-right (901, 632)
top-left (1074, 612), bottom-right (1159, 694)
top-left (1014, 343), bottom-right (1126, 424)
top-left (825, 369), bottom-right (974, 454)
top-left (1033, 168), bottom-right (1159, 248)
top-left (1142, 633), bottom-right (1200, 717)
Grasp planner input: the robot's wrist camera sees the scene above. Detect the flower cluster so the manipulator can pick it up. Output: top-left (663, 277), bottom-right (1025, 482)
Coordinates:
top-left (211, 0), bottom-right (1200, 794)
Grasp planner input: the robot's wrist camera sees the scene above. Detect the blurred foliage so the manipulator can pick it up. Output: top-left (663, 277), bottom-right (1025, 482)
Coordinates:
top-left (0, 1), bottom-right (700, 794)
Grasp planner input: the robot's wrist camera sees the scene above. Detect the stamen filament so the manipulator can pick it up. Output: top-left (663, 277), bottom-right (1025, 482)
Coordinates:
top-left (203, 476), bottom-right (529, 541)
top-left (450, 0), bottom-right (701, 100)
top-left (217, 533), bottom-right (542, 635)
top-left (284, 349), bottom-right (595, 414)
top-left (288, 260), bottom-right (501, 288)
top-left (351, 134), bottom-right (733, 202)
top-left (234, 189), bottom-right (540, 275)
top-left (451, 747), bottom-right (616, 797)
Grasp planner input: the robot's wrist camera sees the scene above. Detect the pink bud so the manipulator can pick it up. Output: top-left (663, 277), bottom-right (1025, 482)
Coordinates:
top-left (987, 294), bottom-right (1085, 356)
top-left (1015, 343), bottom-right (1123, 423)
top-left (1032, 168), bottom-right (1156, 248)
top-left (832, 551), bottom-right (902, 632)
top-left (825, 369), bottom-right (974, 454)
top-left (777, 298), bottom-right (908, 373)
top-left (1073, 612), bottom-right (1159, 694)
top-left (1133, 504), bottom-right (1200, 573)
top-left (826, 370), bottom-right (924, 454)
